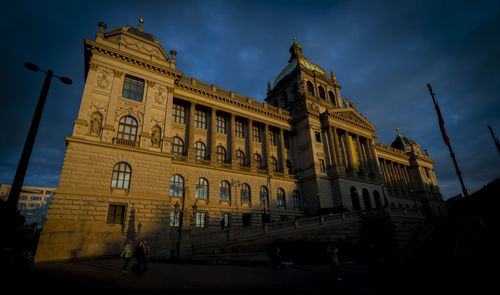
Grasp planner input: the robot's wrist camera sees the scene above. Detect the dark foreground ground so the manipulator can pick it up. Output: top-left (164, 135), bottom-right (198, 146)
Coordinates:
top-left (1, 256), bottom-right (494, 295)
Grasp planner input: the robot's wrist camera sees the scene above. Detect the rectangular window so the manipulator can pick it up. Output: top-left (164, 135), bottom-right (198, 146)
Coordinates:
top-left (242, 213), bottom-right (252, 227)
top-left (220, 213), bottom-right (230, 228)
top-left (269, 130), bottom-right (276, 146)
top-left (252, 125), bottom-right (261, 142)
top-left (235, 121), bottom-right (244, 138)
top-left (170, 211), bottom-right (181, 227)
top-left (216, 115), bottom-right (226, 134)
top-left (195, 110), bottom-right (207, 129)
top-left (319, 159), bottom-right (326, 173)
top-left (196, 212), bottom-right (207, 228)
top-left (122, 75), bottom-right (145, 102)
top-left (315, 132), bottom-right (322, 143)
top-left (106, 204), bottom-right (125, 224)
top-left (172, 103), bottom-right (186, 124)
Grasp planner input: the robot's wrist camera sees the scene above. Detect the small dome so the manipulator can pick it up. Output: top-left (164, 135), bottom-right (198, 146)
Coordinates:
top-left (390, 128), bottom-right (419, 151)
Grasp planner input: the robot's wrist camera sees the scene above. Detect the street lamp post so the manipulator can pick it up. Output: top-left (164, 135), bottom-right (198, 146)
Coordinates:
top-left (7, 63), bottom-right (72, 210)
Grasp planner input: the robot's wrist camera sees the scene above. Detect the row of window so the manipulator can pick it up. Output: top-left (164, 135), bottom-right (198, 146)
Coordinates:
top-left (170, 174), bottom-right (301, 208)
top-left (110, 162), bottom-right (301, 207)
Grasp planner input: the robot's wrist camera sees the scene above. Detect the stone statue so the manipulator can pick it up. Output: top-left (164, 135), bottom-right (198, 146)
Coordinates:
top-left (90, 113), bottom-right (102, 136)
top-left (151, 127), bottom-right (161, 147)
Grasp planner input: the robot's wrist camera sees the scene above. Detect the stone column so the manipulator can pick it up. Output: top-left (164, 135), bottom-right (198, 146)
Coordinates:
top-left (163, 87), bottom-right (175, 153)
top-left (343, 132), bottom-right (355, 171)
top-left (249, 118), bottom-right (255, 171)
top-left (326, 126), bottom-right (338, 166)
top-left (333, 126), bottom-right (343, 167)
top-left (230, 113), bottom-right (236, 166)
top-left (363, 139), bottom-right (374, 175)
top-left (187, 102), bottom-right (196, 160)
top-left (264, 123), bottom-right (270, 171)
top-left (210, 108), bottom-right (217, 164)
top-left (278, 128), bottom-right (286, 173)
top-left (355, 135), bottom-right (367, 173)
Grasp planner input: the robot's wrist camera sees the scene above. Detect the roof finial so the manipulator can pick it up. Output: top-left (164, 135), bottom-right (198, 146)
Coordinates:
top-left (293, 36), bottom-right (297, 42)
top-left (139, 16), bottom-right (144, 29)
top-left (396, 127), bottom-right (400, 135)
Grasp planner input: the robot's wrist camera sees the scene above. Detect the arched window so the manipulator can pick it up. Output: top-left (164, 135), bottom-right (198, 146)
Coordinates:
top-left (362, 189), bottom-right (372, 210)
top-left (293, 190), bottom-right (301, 208)
top-left (306, 81), bottom-right (314, 96)
top-left (328, 91), bottom-right (336, 105)
top-left (373, 190), bottom-right (382, 208)
top-left (171, 137), bottom-right (184, 155)
top-left (236, 150), bottom-right (245, 166)
top-left (194, 141), bottom-right (206, 160)
top-left (219, 181), bottom-right (231, 201)
top-left (169, 174), bottom-right (184, 197)
top-left (259, 186), bottom-right (269, 206)
top-left (117, 116), bottom-right (138, 141)
top-left (318, 86), bottom-right (326, 100)
top-left (277, 188), bottom-right (286, 207)
top-left (270, 157), bottom-right (278, 172)
top-left (241, 183), bottom-right (251, 203)
top-left (111, 162), bottom-right (131, 189)
top-left (254, 153), bottom-right (263, 169)
top-left (216, 146), bottom-right (226, 163)
top-left (350, 187), bottom-right (361, 211)
top-left (196, 178), bottom-right (208, 199)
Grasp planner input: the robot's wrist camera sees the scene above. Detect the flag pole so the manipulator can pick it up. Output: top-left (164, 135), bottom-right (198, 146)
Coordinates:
top-left (427, 83), bottom-right (468, 198)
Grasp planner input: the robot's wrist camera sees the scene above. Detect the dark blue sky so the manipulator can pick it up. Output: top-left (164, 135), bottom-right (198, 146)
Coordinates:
top-left (1, 0), bottom-right (499, 198)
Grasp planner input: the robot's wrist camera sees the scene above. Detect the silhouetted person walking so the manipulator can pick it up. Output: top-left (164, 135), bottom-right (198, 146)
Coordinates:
top-left (132, 241), bottom-right (147, 272)
top-left (327, 243), bottom-right (340, 280)
top-left (121, 240), bottom-right (133, 273)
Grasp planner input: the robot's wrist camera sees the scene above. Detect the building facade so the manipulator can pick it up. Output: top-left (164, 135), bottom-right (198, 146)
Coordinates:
top-left (35, 21), bottom-right (446, 262)
top-left (1, 184), bottom-right (55, 231)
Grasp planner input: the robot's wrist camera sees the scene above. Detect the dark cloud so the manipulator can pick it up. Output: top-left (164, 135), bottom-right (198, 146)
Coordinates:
top-left (1, 0), bottom-right (499, 198)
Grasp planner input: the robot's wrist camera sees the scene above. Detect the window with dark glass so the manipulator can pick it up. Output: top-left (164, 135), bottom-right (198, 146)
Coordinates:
top-left (219, 181), bottom-right (231, 201)
top-left (220, 213), bottom-right (230, 228)
top-left (170, 211), bottom-right (180, 227)
top-left (196, 178), bottom-right (209, 199)
top-left (259, 186), bottom-right (269, 206)
top-left (252, 125), bottom-right (261, 142)
top-left (216, 146), bottom-right (226, 163)
top-left (293, 190), bottom-right (301, 208)
top-left (307, 81), bottom-right (314, 95)
top-left (216, 115), bottom-right (226, 134)
top-left (254, 153), bottom-right (263, 169)
top-left (318, 86), bottom-right (326, 100)
top-left (196, 212), bottom-right (207, 228)
top-left (172, 103), bottom-right (186, 124)
top-left (277, 188), bottom-right (286, 207)
top-left (194, 141), bottom-right (206, 160)
top-left (315, 132), bottom-right (322, 143)
top-left (171, 137), bottom-right (184, 155)
top-left (235, 121), bottom-right (244, 138)
top-left (195, 110), bottom-right (207, 129)
top-left (111, 162), bottom-right (131, 189)
top-left (329, 91), bottom-right (336, 104)
top-left (106, 204), bottom-right (125, 224)
top-left (269, 130), bottom-right (276, 146)
top-left (117, 116), bottom-right (138, 141)
top-left (236, 150), bottom-right (245, 166)
top-left (170, 174), bottom-right (185, 197)
top-left (241, 183), bottom-right (251, 203)
top-left (122, 75), bottom-right (144, 102)
top-left (270, 157), bottom-right (278, 172)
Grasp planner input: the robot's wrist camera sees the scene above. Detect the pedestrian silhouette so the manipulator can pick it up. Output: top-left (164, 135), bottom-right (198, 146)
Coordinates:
top-left (327, 242), bottom-right (341, 280)
top-left (120, 240), bottom-right (133, 273)
top-left (132, 241), bottom-right (148, 272)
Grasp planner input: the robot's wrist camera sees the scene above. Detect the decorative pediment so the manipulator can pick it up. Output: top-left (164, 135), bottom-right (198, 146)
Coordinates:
top-left (329, 108), bottom-right (376, 132)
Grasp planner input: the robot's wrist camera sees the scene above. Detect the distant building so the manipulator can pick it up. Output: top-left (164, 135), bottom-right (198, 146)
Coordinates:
top-left (36, 20), bottom-right (447, 262)
top-left (0, 184), bottom-right (55, 231)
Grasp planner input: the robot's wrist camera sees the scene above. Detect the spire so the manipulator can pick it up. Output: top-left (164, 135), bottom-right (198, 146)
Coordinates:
top-left (289, 37), bottom-right (306, 63)
top-left (139, 16), bottom-right (144, 31)
top-left (267, 81), bottom-right (272, 94)
top-left (331, 69), bottom-right (337, 83)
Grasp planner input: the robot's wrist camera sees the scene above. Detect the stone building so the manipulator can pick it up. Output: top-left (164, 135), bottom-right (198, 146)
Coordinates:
top-left (35, 21), bottom-right (446, 262)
